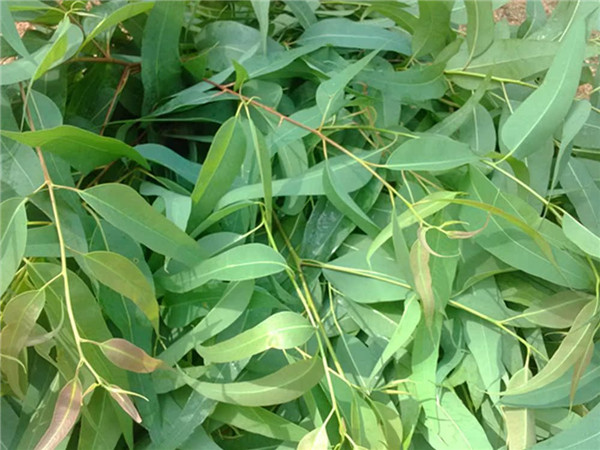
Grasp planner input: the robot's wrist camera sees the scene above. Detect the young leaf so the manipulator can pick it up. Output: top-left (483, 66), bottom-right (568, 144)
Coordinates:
top-left (197, 312), bottom-right (314, 363)
top-left (183, 356), bottom-right (324, 406)
top-left (83, 251), bottom-right (159, 331)
top-left (35, 378), bottom-right (82, 450)
top-left (79, 183), bottom-right (208, 267)
top-left (106, 386), bottom-right (142, 424)
top-left (158, 243), bottom-right (287, 293)
top-left (100, 338), bottom-right (166, 373)
top-left (500, 19), bottom-right (586, 159)
top-left (1, 125), bottom-right (149, 174)
top-left (0, 197), bottom-right (27, 296)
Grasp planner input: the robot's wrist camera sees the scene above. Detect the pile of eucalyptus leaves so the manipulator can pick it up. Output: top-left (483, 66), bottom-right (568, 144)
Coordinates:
top-left (1, 1), bottom-right (600, 449)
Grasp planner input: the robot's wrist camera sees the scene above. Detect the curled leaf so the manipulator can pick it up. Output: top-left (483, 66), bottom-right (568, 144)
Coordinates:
top-left (35, 378), bottom-right (82, 450)
top-left (106, 385), bottom-right (142, 424)
top-left (100, 338), bottom-right (166, 373)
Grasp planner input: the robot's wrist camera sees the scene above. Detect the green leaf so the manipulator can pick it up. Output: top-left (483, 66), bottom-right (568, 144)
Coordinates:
top-left (183, 356), bottom-right (324, 406)
top-left (298, 18), bottom-right (411, 54)
top-left (0, 289), bottom-right (45, 397)
top-left (368, 191), bottom-right (458, 258)
top-left (79, 183), bottom-right (208, 267)
top-left (503, 368), bottom-right (536, 450)
top-left (1, 125), bottom-right (149, 174)
top-left (83, 251), bottom-right (159, 331)
top-left (0, 197), bottom-right (27, 296)
top-left (27, 90), bottom-right (62, 130)
top-left (500, 19), bottom-right (586, 159)
top-left (412, 0), bottom-right (453, 57)
top-left (562, 212), bottom-right (600, 259)
top-left (410, 237), bottom-right (434, 325)
top-left (460, 166), bottom-right (593, 289)
top-left (245, 117), bottom-right (272, 226)
top-left (386, 135), bottom-right (479, 171)
top-left (197, 311), bottom-right (314, 363)
top-left (323, 237), bottom-right (410, 303)
top-left (0, 21), bottom-right (82, 86)
top-left (323, 159), bottom-right (379, 238)
top-left (0, 1), bottom-right (28, 57)
top-left (316, 50), bottom-right (378, 117)
top-left (158, 243), bottom-right (286, 293)
top-left (298, 424), bottom-right (329, 450)
top-left (141, 1), bottom-right (184, 112)
top-left (250, 0), bottom-right (269, 53)
top-left (190, 117), bottom-right (246, 225)
top-left (464, 0), bottom-right (494, 61)
top-left (216, 151), bottom-right (377, 209)
top-left (135, 143), bottom-right (201, 185)
top-left (282, 0), bottom-right (316, 30)
top-left (140, 182), bottom-right (192, 231)
top-left (211, 404), bottom-right (308, 442)
top-left (79, 390), bottom-right (123, 450)
top-left (79, 2), bottom-right (155, 50)
top-left (560, 157), bottom-right (600, 236)
top-left (505, 301), bottom-right (599, 396)
top-left (532, 404), bottom-right (600, 449)
top-left (355, 63), bottom-right (447, 103)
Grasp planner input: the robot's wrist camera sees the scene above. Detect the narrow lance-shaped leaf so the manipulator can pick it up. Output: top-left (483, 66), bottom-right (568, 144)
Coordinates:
top-left (158, 243), bottom-right (287, 293)
top-left (1, 125), bottom-right (149, 174)
top-left (79, 183), bottom-right (208, 267)
top-left (500, 19), bottom-right (586, 159)
top-left (159, 280), bottom-right (254, 366)
top-left (464, 0), bottom-right (494, 62)
top-left (197, 312), bottom-right (314, 363)
top-left (323, 159), bottom-right (379, 238)
top-left (316, 50), bottom-right (378, 117)
top-left (562, 212), bottom-right (600, 260)
top-left (246, 117), bottom-right (272, 227)
top-left (106, 385), bottom-right (142, 424)
top-left (503, 368), bottom-right (536, 450)
top-left (386, 135), bottom-right (479, 172)
top-left (0, 197), bottom-right (27, 296)
top-left (182, 356), bottom-right (324, 407)
top-left (83, 251), bottom-right (159, 331)
top-left (141, 1), bottom-right (184, 112)
top-left (99, 338), bottom-right (167, 373)
top-left (79, 2), bottom-right (155, 50)
top-left (190, 117), bottom-right (247, 227)
top-left (410, 235), bottom-right (435, 326)
top-left (504, 301), bottom-right (599, 396)
top-left (35, 378), bottom-right (82, 450)
top-left (412, 0), bottom-right (453, 57)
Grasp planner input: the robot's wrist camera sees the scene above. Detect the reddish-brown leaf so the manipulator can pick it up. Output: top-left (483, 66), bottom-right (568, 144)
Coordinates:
top-left (35, 378), bottom-right (82, 450)
top-left (100, 338), bottom-right (165, 373)
top-left (107, 385), bottom-right (142, 423)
